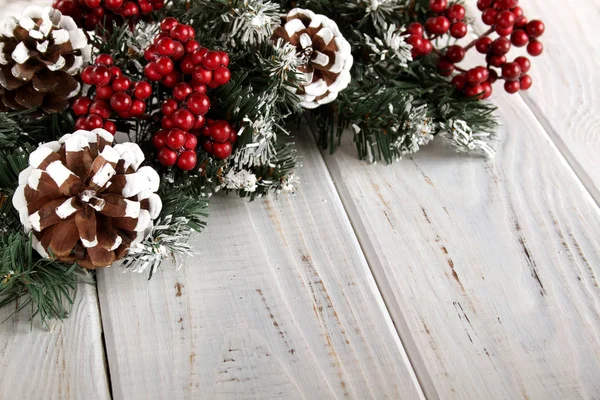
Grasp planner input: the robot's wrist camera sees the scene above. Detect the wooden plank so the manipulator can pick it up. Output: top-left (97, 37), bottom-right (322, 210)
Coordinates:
top-left (465, 0), bottom-right (600, 203)
top-left (0, 282), bottom-right (111, 400)
top-left (96, 135), bottom-right (425, 400)
top-left (321, 88), bottom-right (600, 399)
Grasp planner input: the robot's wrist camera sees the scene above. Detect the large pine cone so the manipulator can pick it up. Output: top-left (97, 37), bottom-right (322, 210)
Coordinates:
top-left (0, 6), bottom-right (90, 114)
top-left (273, 8), bottom-right (353, 109)
top-left (12, 129), bottom-right (162, 269)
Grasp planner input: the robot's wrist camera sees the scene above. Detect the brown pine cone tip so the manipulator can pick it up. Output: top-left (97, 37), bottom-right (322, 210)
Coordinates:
top-left (272, 8), bottom-right (353, 109)
top-left (12, 129), bottom-right (163, 269)
top-left (0, 6), bottom-right (90, 114)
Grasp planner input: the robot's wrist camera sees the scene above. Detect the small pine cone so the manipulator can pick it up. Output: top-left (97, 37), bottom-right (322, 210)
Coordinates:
top-left (0, 6), bottom-right (91, 114)
top-left (273, 8), bottom-right (353, 109)
top-left (12, 129), bottom-right (163, 269)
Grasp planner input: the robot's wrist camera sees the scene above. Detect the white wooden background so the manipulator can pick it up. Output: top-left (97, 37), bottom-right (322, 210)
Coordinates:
top-left (1, 1), bottom-right (599, 399)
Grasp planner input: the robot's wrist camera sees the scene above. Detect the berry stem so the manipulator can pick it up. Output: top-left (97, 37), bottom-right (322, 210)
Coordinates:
top-left (463, 27), bottom-right (494, 52)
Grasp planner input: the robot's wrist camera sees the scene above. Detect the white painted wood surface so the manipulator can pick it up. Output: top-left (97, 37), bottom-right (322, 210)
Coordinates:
top-left (96, 135), bottom-right (424, 400)
top-left (0, 282), bottom-right (111, 400)
top-left (322, 85), bottom-right (600, 398)
top-left (2, 0), bottom-right (600, 399)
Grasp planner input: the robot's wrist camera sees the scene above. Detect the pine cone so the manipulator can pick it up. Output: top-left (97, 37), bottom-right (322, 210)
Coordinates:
top-left (12, 129), bottom-right (162, 269)
top-left (0, 6), bottom-right (91, 114)
top-left (273, 8), bottom-right (353, 109)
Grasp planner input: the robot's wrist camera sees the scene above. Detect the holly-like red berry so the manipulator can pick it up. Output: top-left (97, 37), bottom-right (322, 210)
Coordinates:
top-left (133, 81), bottom-right (152, 100)
top-left (527, 39), bottom-right (543, 56)
top-left (406, 23), bottom-right (424, 37)
top-left (92, 66), bottom-right (112, 86)
top-left (429, 0), bottom-right (448, 13)
top-left (152, 130), bottom-right (168, 149)
top-left (96, 54), bottom-right (113, 66)
top-left (446, 45), bottom-right (465, 63)
top-left (156, 37), bottom-right (176, 56)
top-left (212, 142), bottom-right (232, 159)
top-left (96, 85), bottom-right (114, 101)
top-left (475, 37), bottom-right (493, 54)
top-left (491, 37), bottom-right (511, 55)
top-left (173, 83), bottom-right (193, 101)
top-left (477, 0), bottom-right (492, 11)
top-left (526, 20), bottom-right (545, 38)
top-left (86, 114), bottom-right (104, 129)
top-left (437, 60), bottom-right (454, 77)
top-left (110, 92), bottom-right (132, 113)
top-left (129, 100), bottom-right (146, 116)
top-left (177, 150), bottom-right (197, 171)
top-left (514, 56), bottom-right (531, 74)
top-left (112, 76), bottom-right (131, 92)
top-left (519, 74), bottom-right (533, 90)
top-left (210, 120), bottom-right (233, 143)
top-left (504, 80), bottom-right (520, 93)
top-left (103, 120), bottom-right (117, 135)
top-left (450, 22), bottom-right (468, 39)
top-left (155, 57), bottom-right (174, 75)
top-left (464, 84), bottom-right (484, 98)
top-left (161, 71), bottom-right (181, 88)
top-left (451, 74), bottom-right (467, 90)
top-left (202, 51), bottom-right (222, 70)
top-left (466, 67), bottom-right (487, 85)
top-left (511, 30), bottom-right (529, 47)
top-left (186, 93), bottom-right (210, 116)
top-left (496, 10), bottom-right (516, 28)
top-left (90, 100), bottom-right (112, 119)
top-left (158, 147), bottom-right (178, 167)
top-left (502, 62), bottom-right (522, 81)
top-left (166, 129), bottom-right (186, 149)
top-left (72, 97), bottom-right (92, 116)
top-left (105, 0), bottom-right (124, 9)
top-left (161, 98), bottom-right (178, 117)
top-left (160, 17), bottom-right (178, 32)
top-left (184, 133), bottom-right (198, 150)
top-left (144, 63), bottom-right (163, 81)
top-left (482, 8), bottom-right (498, 25)
top-left (212, 67), bottom-right (231, 86)
top-left (446, 4), bottom-right (465, 21)
top-left (172, 109), bottom-right (195, 131)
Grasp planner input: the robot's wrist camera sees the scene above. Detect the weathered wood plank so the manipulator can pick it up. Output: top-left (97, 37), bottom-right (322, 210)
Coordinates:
top-left (466, 0), bottom-right (600, 203)
top-left (0, 282), bottom-right (111, 400)
top-left (322, 83), bottom-right (600, 399)
top-left (96, 135), bottom-right (424, 400)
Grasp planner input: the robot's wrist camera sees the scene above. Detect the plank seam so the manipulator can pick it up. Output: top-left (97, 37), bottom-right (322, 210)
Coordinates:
top-left (93, 275), bottom-right (115, 400)
top-left (315, 142), bottom-right (438, 400)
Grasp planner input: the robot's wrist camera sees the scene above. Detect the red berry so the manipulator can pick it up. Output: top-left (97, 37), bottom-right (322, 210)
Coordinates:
top-left (166, 129), bottom-right (186, 150)
top-left (161, 99), bottom-right (178, 117)
top-left (446, 45), bottom-right (465, 63)
top-left (184, 133), bottom-right (198, 150)
top-left (496, 10), bottom-right (515, 28)
top-left (491, 37), bottom-right (511, 55)
top-left (161, 116), bottom-right (174, 130)
top-left (406, 23), bottom-right (424, 37)
top-left (122, 2), bottom-right (139, 17)
top-left (161, 71), bottom-right (182, 88)
top-left (481, 82), bottom-right (493, 99)
top-left (504, 80), bottom-right (520, 94)
top-left (129, 100), bottom-right (146, 116)
top-left (512, 7), bottom-right (524, 18)
top-left (180, 56), bottom-right (196, 77)
top-left (212, 67), bottom-right (231, 86)
top-left (177, 150), bottom-right (197, 171)
top-left (192, 66), bottom-right (213, 85)
top-left (152, 130), bottom-right (168, 149)
top-left (482, 8), bottom-right (497, 25)
top-left (487, 69), bottom-right (499, 84)
top-left (86, 114), bottom-right (104, 130)
top-left (112, 76), bottom-right (131, 92)
top-left (96, 54), bottom-right (113, 66)
top-left (156, 38), bottom-right (176, 56)
top-left (475, 37), bottom-right (493, 53)
top-left (144, 45), bottom-right (158, 61)
top-left (103, 121), bottom-right (117, 135)
top-left (202, 140), bottom-right (213, 153)
top-left (495, 25), bottom-right (513, 37)
top-left (527, 39), bottom-right (543, 56)
top-left (487, 54), bottom-right (507, 67)
top-left (110, 92), bottom-right (132, 113)
top-left (194, 114), bottom-right (205, 129)
top-left (90, 100), bottom-right (111, 119)
top-left (218, 51), bottom-right (230, 67)
top-left (511, 30), bottom-right (529, 47)
top-left (464, 84), bottom-right (484, 98)
top-left (185, 40), bottom-right (200, 54)
top-left (75, 117), bottom-right (87, 130)
top-left (172, 42), bottom-right (185, 61)
top-left (134, 81), bottom-right (152, 100)
top-left (429, 0), bottom-right (448, 13)
top-left (212, 142), bottom-right (232, 159)
top-left (526, 20), bottom-right (545, 38)
top-left (160, 17), bottom-right (178, 32)
top-left (105, 0), bottom-right (123, 9)
top-left (144, 62), bottom-right (163, 81)
top-left (95, 85), bottom-right (114, 101)
top-left (186, 93), bottom-right (210, 116)
top-left (202, 51), bottom-right (222, 70)
top-left (519, 74), bottom-right (533, 90)
top-left (92, 66), bottom-right (111, 86)
top-left (450, 22), bottom-right (468, 39)
top-left (438, 60), bottom-right (454, 77)
top-left (149, 58), bottom-right (171, 78)
top-left (407, 35), bottom-right (423, 57)
top-left (451, 74), bottom-right (466, 90)
top-left (502, 62), bottom-right (521, 81)
top-left (514, 56), bottom-right (531, 74)
top-left (139, 1), bottom-right (153, 13)
top-left (192, 48), bottom-right (209, 65)
top-left (170, 24), bottom-right (192, 42)
top-left (210, 120), bottom-right (233, 143)
top-left (72, 97), bottom-right (92, 116)
top-left (446, 4), bottom-right (465, 21)
top-left (81, 66), bottom-right (94, 85)
top-left (419, 39), bottom-right (433, 56)
top-left (514, 16), bottom-right (528, 28)
top-left (477, 0), bottom-right (492, 11)
top-left (158, 147), bottom-right (178, 167)
top-left (466, 67), bottom-right (486, 85)
top-left (84, 15), bottom-right (99, 31)
top-left (109, 67), bottom-right (121, 78)
top-left (173, 83), bottom-right (193, 101)
top-left (172, 109), bottom-right (195, 131)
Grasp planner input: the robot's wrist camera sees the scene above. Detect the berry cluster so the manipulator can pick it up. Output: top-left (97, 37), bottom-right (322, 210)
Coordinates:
top-left (143, 17), bottom-right (231, 90)
top-left (432, 0), bottom-right (544, 98)
top-left (145, 18), bottom-right (234, 170)
top-left (53, 0), bottom-right (164, 31)
top-left (72, 54), bottom-right (152, 133)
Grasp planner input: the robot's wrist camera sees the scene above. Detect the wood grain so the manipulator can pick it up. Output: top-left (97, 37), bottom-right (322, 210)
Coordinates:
top-left (322, 86), bottom-right (600, 399)
top-left (0, 282), bottom-right (111, 400)
top-left (96, 135), bottom-right (424, 400)
top-left (465, 0), bottom-right (600, 204)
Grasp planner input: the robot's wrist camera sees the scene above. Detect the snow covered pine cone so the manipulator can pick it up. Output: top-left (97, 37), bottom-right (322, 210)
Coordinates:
top-left (12, 129), bottom-right (162, 269)
top-left (0, 6), bottom-right (90, 113)
top-left (273, 8), bottom-right (353, 109)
